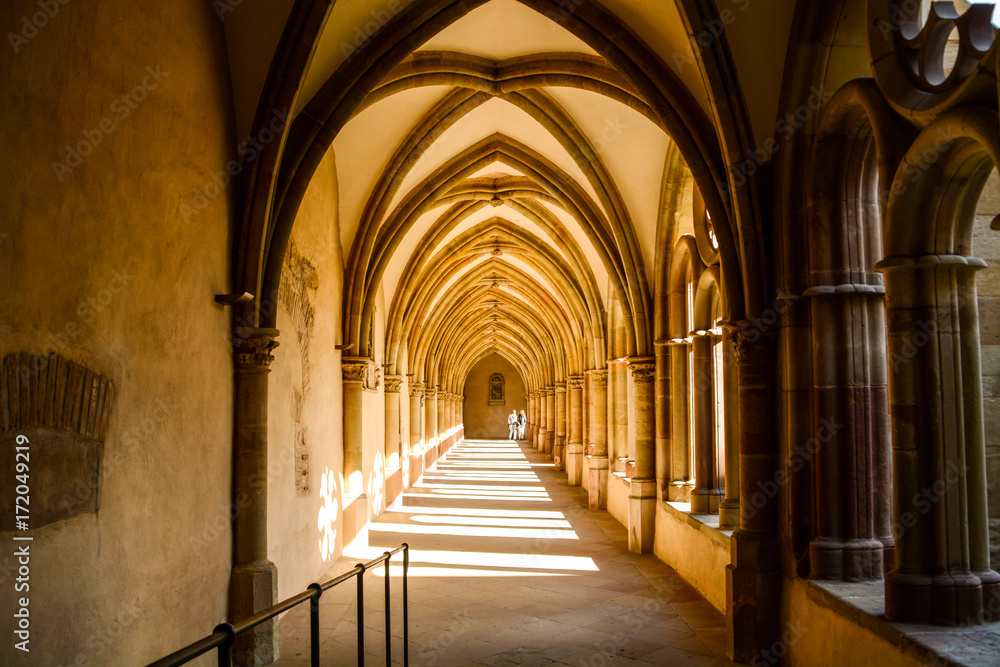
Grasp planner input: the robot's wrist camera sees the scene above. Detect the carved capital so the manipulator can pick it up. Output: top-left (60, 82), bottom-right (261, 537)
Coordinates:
top-left (586, 369), bottom-right (608, 388)
top-left (627, 357), bottom-right (656, 383)
top-left (727, 324), bottom-right (777, 364)
top-left (384, 375), bottom-right (403, 393)
top-left (567, 375), bottom-right (585, 390)
top-left (341, 357), bottom-right (369, 384)
top-left (409, 382), bottom-right (424, 398)
top-left (233, 327), bottom-right (280, 370)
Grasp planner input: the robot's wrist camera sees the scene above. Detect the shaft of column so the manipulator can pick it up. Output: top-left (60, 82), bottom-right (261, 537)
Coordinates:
top-left (691, 335), bottom-right (722, 514)
top-left (668, 340), bottom-right (692, 501)
top-left (587, 369), bottom-right (609, 509)
top-left (424, 388), bottom-right (437, 452)
top-left (613, 361), bottom-right (629, 472)
top-left (806, 289), bottom-right (885, 581)
top-left (878, 255), bottom-right (1000, 624)
top-left (719, 327), bottom-right (740, 529)
top-left (567, 376), bottom-right (585, 486)
top-left (554, 386), bottom-right (567, 470)
top-left (727, 326), bottom-right (781, 664)
top-left (342, 357), bottom-right (368, 496)
top-left (536, 391), bottom-right (547, 450)
top-left (230, 327), bottom-right (280, 666)
top-left (408, 382), bottom-right (423, 483)
top-left (545, 388), bottom-right (556, 456)
top-left (627, 357), bottom-right (656, 553)
top-left (437, 391), bottom-right (447, 453)
top-left (654, 342), bottom-right (671, 502)
top-left (384, 376), bottom-right (402, 471)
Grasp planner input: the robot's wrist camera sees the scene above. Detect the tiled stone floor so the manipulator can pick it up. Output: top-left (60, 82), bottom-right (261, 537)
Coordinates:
top-left (273, 439), bottom-right (741, 666)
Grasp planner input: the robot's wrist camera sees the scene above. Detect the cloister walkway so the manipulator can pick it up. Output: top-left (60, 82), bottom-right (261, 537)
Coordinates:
top-left (274, 440), bottom-right (740, 666)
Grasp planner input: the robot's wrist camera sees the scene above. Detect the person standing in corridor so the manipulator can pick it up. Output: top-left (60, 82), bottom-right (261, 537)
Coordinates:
top-left (508, 409), bottom-right (518, 440)
top-left (517, 410), bottom-right (527, 440)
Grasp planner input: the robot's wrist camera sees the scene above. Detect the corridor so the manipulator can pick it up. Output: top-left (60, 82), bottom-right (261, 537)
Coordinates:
top-left (274, 440), bottom-right (738, 666)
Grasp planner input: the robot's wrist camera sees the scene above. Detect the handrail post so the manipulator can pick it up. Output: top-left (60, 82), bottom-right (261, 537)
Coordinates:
top-left (213, 623), bottom-right (236, 667)
top-left (403, 543), bottom-right (409, 667)
top-left (307, 583), bottom-right (323, 667)
top-left (356, 563), bottom-right (366, 667)
top-left (384, 551), bottom-right (392, 666)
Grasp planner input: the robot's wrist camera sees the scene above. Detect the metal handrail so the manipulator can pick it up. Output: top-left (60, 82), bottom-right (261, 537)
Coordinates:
top-left (147, 544), bottom-right (409, 667)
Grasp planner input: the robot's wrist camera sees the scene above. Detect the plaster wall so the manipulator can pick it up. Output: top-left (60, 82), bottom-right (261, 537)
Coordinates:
top-left (462, 354), bottom-right (526, 439)
top-left (653, 503), bottom-right (729, 614)
top-left (0, 1), bottom-right (235, 663)
top-left (267, 147), bottom-right (345, 600)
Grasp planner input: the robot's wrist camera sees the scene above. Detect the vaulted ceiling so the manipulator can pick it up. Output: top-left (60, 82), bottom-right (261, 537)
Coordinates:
top-left (218, 0), bottom-right (798, 393)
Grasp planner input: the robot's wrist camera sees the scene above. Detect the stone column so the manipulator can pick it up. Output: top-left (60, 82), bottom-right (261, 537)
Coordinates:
top-left (668, 338), bottom-right (693, 501)
top-left (424, 387), bottom-right (437, 452)
top-left (567, 376), bottom-right (585, 485)
top-left (628, 357), bottom-right (657, 553)
top-left (654, 342), bottom-right (671, 502)
top-left (409, 382), bottom-right (423, 452)
top-left (727, 329), bottom-right (781, 663)
top-left (587, 369), bottom-right (609, 509)
top-left (341, 357), bottom-right (369, 496)
top-left (613, 361), bottom-right (629, 473)
top-left (718, 327), bottom-right (740, 529)
top-left (384, 376), bottom-right (402, 470)
top-left (437, 390), bottom-right (448, 453)
top-left (805, 285), bottom-right (888, 581)
top-left (554, 385), bottom-right (567, 470)
top-left (526, 392), bottom-right (535, 442)
top-left (545, 387), bottom-right (556, 456)
top-left (230, 327), bottom-right (279, 666)
top-left (408, 382), bottom-right (423, 484)
top-left (535, 388), bottom-right (548, 452)
top-left (691, 333), bottom-right (723, 514)
top-left (877, 255), bottom-right (1000, 624)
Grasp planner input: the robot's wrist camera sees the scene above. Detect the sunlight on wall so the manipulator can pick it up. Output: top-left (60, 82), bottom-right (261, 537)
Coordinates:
top-left (369, 450), bottom-right (385, 516)
top-left (317, 468), bottom-right (341, 561)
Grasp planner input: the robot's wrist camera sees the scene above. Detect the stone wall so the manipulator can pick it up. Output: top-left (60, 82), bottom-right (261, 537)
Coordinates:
top-left (974, 168), bottom-right (1000, 570)
top-left (267, 147), bottom-right (346, 600)
top-left (0, 1), bottom-right (235, 663)
top-left (463, 354), bottom-right (527, 439)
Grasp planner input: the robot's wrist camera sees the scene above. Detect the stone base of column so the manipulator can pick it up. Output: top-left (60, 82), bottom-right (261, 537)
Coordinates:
top-left (718, 498), bottom-right (740, 530)
top-left (554, 436), bottom-right (565, 470)
top-left (343, 493), bottom-right (369, 546)
top-left (344, 449), bottom-right (364, 497)
top-left (229, 561), bottom-right (278, 666)
top-left (726, 531), bottom-right (781, 664)
top-left (691, 488), bottom-right (724, 514)
top-left (566, 444), bottom-right (583, 485)
top-left (668, 481), bottom-right (692, 503)
top-left (809, 537), bottom-right (884, 581)
top-left (628, 478), bottom-right (656, 554)
top-left (545, 431), bottom-right (554, 456)
top-left (885, 568), bottom-right (1000, 625)
top-left (588, 456), bottom-right (609, 509)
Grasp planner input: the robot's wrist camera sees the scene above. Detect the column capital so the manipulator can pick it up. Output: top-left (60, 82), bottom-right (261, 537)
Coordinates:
top-left (408, 381), bottom-right (424, 397)
top-left (232, 327), bottom-right (280, 370)
top-left (586, 368), bottom-right (608, 387)
top-left (567, 375), bottom-right (585, 390)
top-left (384, 375), bottom-right (403, 393)
top-left (627, 356), bottom-right (656, 382)
top-left (342, 356), bottom-right (370, 384)
top-left (555, 385), bottom-right (567, 394)
top-left (425, 387), bottom-right (438, 398)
